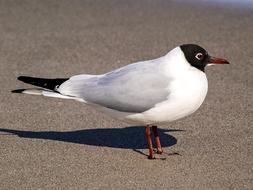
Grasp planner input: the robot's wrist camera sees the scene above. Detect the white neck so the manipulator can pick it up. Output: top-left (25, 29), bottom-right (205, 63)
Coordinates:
top-left (163, 47), bottom-right (192, 77)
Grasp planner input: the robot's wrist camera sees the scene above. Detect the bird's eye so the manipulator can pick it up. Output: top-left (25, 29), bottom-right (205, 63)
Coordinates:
top-left (195, 53), bottom-right (204, 60)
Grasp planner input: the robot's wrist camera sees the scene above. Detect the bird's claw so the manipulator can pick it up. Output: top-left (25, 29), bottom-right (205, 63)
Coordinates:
top-left (148, 155), bottom-right (156, 160)
top-left (156, 149), bottom-right (163, 154)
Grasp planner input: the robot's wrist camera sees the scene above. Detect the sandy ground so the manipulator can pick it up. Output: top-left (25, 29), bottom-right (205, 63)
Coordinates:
top-left (0, 0), bottom-right (252, 189)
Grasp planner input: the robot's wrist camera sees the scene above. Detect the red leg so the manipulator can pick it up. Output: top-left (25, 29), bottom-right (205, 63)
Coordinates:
top-left (145, 125), bottom-right (155, 159)
top-left (152, 126), bottom-right (163, 154)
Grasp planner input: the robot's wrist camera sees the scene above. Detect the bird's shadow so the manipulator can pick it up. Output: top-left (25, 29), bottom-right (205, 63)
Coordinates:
top-left (0, 127), bottom-right (183, 155)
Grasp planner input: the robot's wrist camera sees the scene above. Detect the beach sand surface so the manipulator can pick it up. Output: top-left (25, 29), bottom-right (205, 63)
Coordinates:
top-left (0, 0), bottom-right (252, 189)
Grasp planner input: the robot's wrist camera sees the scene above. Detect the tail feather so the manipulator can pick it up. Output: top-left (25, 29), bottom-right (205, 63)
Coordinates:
top-left (12, 76), bottom-right (86, 101)
top-left (11, 87), bottom-right (85, 102)
top-left (17, 76), bottom-right (69, 91)
top-left (12, 88), bottom-right (47, 96)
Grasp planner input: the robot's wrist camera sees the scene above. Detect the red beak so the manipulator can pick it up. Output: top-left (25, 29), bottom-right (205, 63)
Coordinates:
top-left (208, 56), bottom-right (230, 65)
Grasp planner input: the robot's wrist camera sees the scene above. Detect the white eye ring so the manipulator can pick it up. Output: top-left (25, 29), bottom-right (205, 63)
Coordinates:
top-left (195, 53), bottom-right (203, 60)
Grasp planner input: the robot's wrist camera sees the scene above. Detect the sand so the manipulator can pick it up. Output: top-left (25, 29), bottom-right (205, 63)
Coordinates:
top-left (0, 0), bottom-right (252, 189)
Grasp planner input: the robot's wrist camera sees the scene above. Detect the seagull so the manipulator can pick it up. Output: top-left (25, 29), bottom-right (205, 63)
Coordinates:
top-left (12, 44), bottom-right (229, 159)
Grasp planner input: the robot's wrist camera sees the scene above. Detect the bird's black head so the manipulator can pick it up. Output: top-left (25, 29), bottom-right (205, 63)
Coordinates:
top-left (180, 44), bottom-right (209, 72)
top-left (180, 44), bottom-right (230, 72)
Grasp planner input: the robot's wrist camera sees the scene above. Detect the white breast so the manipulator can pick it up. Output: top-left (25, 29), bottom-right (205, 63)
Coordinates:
top-left (125, 47), bottom-right (208, 124)
top-left (125, 70), bottom-right (208, 124)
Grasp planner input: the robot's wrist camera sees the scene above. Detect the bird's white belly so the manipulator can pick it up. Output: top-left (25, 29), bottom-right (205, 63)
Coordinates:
top-left (125, 70), bottom-right (208, 124)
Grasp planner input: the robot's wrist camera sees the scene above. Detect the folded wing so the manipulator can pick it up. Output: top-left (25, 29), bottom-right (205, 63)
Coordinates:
top-left (58, 59), bottom-right (170, 113)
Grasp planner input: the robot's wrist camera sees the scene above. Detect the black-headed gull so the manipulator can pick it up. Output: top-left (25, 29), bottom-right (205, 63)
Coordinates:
top-left (13, 44), bottom-right (229, 159)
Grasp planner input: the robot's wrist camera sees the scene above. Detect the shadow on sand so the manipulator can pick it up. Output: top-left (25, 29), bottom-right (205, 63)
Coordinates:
top-left (0, 126), bottom-right (184, 156)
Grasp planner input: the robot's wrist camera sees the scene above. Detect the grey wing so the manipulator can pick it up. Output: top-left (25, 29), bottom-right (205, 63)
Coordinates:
top-left (58, 59), bottom-right (170, 113)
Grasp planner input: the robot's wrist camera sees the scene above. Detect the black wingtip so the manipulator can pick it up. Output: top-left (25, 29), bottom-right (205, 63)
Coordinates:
top-left (16, 76), bottom-right (69, 90)
top-left (11, 89), bottom-right (26, 93)
top-left (17, 76), bottom-right (30, 82)
top-left (17, 76), bottom-right (24, 80)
